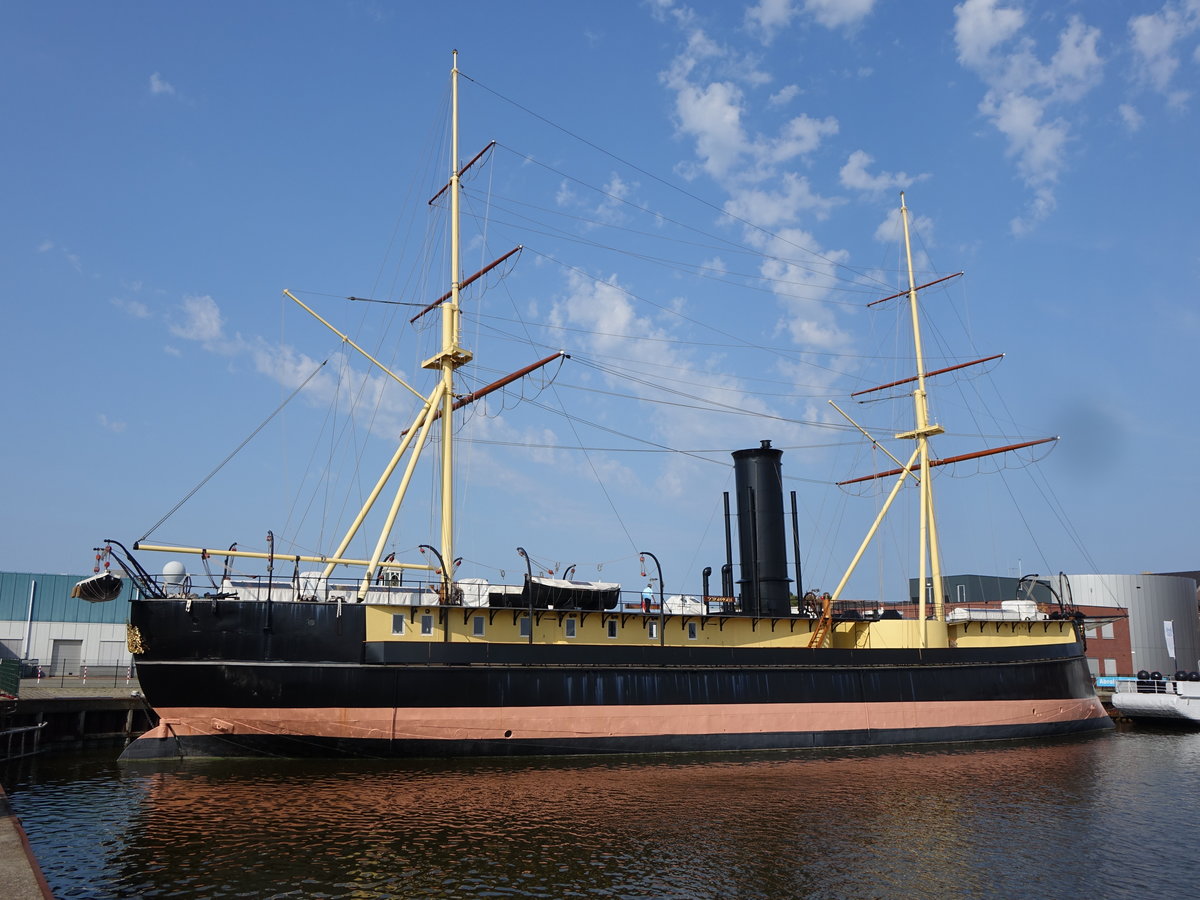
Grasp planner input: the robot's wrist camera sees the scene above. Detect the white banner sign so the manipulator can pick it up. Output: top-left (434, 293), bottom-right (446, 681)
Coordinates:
top-left (1164, 620), bottom-right (1176, 661)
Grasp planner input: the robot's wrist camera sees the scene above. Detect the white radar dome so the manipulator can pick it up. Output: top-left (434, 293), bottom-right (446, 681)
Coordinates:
top-left (162, 561), bottom-right (187, 590)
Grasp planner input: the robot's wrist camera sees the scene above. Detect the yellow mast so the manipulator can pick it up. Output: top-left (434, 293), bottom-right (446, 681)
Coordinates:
top-left (137, 54), bottom-right (482, 598)
top-left (895, 193), bottom-right (945, 630)
top-left (420, 50), bottom-right (473, 597)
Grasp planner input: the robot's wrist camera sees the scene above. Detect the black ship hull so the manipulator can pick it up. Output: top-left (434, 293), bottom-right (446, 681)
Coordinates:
top-left (121, 599), bottom-right (1112, 760)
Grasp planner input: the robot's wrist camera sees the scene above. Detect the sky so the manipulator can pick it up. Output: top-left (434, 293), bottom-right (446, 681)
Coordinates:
top-left (2, 1), bottom-right (1198, 603)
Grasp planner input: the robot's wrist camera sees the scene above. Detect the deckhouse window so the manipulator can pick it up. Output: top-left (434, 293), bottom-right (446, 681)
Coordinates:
top-left (519, 616), bottom-right (531, 638)
top-left (565, 618), bottom-right (577, 638)
top-left (392, 615), bottom-right (405, 635)
top-left (420, 614), bottom-right (434, 636)
top-left (648, 621), bottom-right (658, 640)
top-left (687, 622), bottom-right (698, 640)
top-left (472, 616), bottom-right (485, 637)
top-left (607, 619), bottom-right (618, 639)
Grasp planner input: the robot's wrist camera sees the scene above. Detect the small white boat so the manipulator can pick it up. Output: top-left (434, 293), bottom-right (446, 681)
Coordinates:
top-left (1111, 673), bottom-right (1200, 724)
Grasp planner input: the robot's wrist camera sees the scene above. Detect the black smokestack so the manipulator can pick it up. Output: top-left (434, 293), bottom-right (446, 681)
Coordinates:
top-left (732, 440), bottom-right (791, 616)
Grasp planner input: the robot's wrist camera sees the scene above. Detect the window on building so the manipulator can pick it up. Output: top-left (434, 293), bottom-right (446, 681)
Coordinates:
top-left (1101, 623), bottom-right (1114, 639)
top-left (472, 616), bottom-right (485, 637)
top-left (565, 618), bottom-right (577, 638)
top-left (392, 615), bottom-right (406, 635)
top-left (648, 621), bottom-right (658, 640)
top-left (1104, 658), bottom-right (1118, 675)
top-left (687, 622), bottom-right (698, 640)
top-left (420, 614), bottom-right (434, 636)
top-left (956, 584), bottom-right (966, 604)
top-left (607, 619), bottom-right (618, 639)
top-left (1086, 657), bottom-right (1100, 677)
top-left (519, 617), bottom-right (531, 638)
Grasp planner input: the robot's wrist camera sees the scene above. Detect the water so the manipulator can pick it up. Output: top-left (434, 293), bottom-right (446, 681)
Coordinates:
top-left (4, 728), bottom-right (1199, 899)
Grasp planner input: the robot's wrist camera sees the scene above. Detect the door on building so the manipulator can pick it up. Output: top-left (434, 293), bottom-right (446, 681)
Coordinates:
top-left (50, 639), bottom-right (84, 676)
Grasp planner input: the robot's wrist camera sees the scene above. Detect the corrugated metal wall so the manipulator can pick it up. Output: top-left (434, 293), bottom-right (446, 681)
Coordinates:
top-left (1069, 573), bottom-right (1200, 675)
top-left (0, 572), bottom-right (133, 623)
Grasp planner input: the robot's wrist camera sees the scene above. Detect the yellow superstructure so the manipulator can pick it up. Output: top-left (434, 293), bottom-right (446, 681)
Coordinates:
top-left (364, 604), bottom-right (1080, 651)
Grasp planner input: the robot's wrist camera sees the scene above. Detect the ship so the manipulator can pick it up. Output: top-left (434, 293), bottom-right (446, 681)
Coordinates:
top-left (84, 53), bottom-right (1111, 760)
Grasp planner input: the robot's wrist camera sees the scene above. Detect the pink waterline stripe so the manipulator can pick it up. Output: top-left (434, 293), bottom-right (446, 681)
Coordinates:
top-left (144, 698), bottom-right (1108, 742)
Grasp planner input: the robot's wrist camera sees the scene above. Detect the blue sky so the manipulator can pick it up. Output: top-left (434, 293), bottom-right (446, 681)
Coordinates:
top-left (2, 1), bottom-right (1198, 602)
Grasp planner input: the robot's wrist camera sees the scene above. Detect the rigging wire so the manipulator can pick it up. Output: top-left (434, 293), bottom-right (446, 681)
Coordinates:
top-left (140, 359), bottom-right (329, 543)
top-left (460, 73), bottom-right (895, 293)
top-left (459, 181), bottom-right (881, 305)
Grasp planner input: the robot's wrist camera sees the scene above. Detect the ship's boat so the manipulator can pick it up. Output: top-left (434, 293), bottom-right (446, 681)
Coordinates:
top-left (84, 54), bottom-right (1111, 760)
top-left (1111, 671), bottom-right (1200, 725)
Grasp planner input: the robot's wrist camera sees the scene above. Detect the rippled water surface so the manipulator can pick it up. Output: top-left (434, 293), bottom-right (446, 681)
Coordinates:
top-left (5, 729), bottom-right (1200, 898)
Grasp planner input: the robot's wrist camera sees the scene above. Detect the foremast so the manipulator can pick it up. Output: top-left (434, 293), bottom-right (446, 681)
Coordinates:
top-left (133, 53), bottom-right (474, 598)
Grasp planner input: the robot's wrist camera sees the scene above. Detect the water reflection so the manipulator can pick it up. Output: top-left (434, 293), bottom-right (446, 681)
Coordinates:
top-left (6, 731), bottom-right (1200, 899)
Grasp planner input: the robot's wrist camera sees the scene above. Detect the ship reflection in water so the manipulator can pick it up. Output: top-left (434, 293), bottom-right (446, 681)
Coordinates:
top-left (8, 731), bottom-right (1200, 899)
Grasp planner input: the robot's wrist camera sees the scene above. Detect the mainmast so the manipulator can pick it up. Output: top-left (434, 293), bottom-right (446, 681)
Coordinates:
top-left (422, 50), bottom-right (473, 596)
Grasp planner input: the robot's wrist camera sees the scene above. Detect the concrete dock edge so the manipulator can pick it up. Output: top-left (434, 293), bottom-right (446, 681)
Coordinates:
top-left (0, 785), bottom-right (54, 900)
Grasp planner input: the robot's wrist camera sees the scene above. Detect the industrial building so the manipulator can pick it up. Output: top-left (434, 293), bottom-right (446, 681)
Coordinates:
top-left (1066, 572), bottom-right (1200, 677)
top-left (0, 571), bottom-right (135, 676)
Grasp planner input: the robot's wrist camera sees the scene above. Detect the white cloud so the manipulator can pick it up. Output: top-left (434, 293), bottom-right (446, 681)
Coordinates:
top-left (953, 3), bottom-right (1104, 233)
top-left (1010, 186), bottom-right (1056, 236)
top-left (746, 0), bottom-right (796, 43)
top-left (722, 173), bottom-right (838, 228)
top-left (768, 84), bottom-right (800, 107)
top-left (554, 179), bottom-right (577, 208)
top-left (873, 207), bottom-right (935, 248)
top-left (668, 77), bottom-right (750, 181)
top-left (112, 297), bottom-right (151, 318)
top-left (980, 91), bottom-right (1069, 185)
top-left (1129, 1), bottom-right (1200, 107)
top-left (656, 1), bottom-right (860, 370)
top-left (149, 72), bottom-right (176, 96)
top-left (755, 228), bottom-right (852, 350)
top-left (37, 239), bottom-right (54, 253)
top-left (595, 173), bottom-right (635, 225)
top-left (953, 0), bottom-right (1025, 68)
top-left (839, 150), bottom-right (925, 193)
top-left (170, 294), bottom-right (226, 345)
top-left (764, 113), bottom-right (839, 162)
top-left (747, 0), bottom-right (875, 43)
top-left (804, 0), bottom-right (875, 30)
top-left (98, 414), bottom-right (126, 433)
top-left (662, 43), bottom-right (838, 184)
top-left (1118, 103), bottom-right (1145, 131)
top-left (1048, 15), bottom-right (1104, 103)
